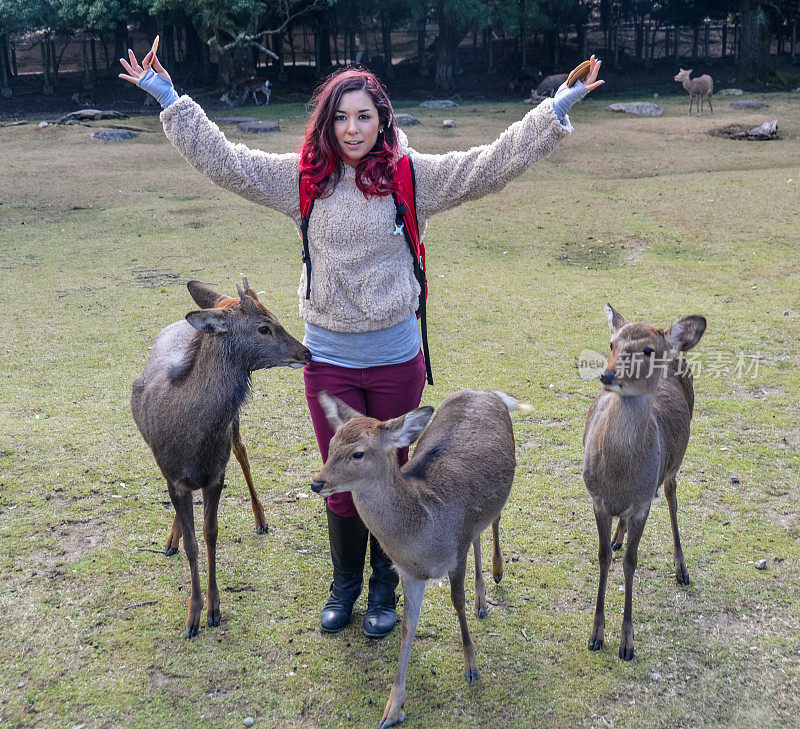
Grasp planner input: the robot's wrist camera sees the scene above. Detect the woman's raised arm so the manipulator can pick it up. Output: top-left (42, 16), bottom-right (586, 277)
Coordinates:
top-left (119, 46), bottom-right (300, 219)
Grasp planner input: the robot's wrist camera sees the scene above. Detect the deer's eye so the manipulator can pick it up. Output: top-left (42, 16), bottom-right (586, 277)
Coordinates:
top-left (351, 451), bottom-right (365, 460)
top-left (643, 347), bottom-right (654, 356)
top-left (258, 325), bottom-right (272, 336)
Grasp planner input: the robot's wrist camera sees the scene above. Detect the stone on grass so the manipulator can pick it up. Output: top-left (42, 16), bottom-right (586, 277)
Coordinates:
top-left (237, 120), bottom-right (280, 134)
top-left (736, 120), bottom-right (778, 140)
top-left (419, 99), bottom-right (456, 108)
top-left (755, 559), bottom-right (767, 570)
top-left (214, 116), bottom-right (258, 124)
top-left (91, 128), bottom-right (139, 141)
top-left (38, 121), bottom-right (49, 128)
top-left (718, 88), bottom-right (743, 95)
top-left (731, 476), bottom-right (740, 484)
top-left (395, 113), bottom-right (420, 126)
top-left (442, 119), bottom-right (456, 128)
top-left (650, 672), bottom-right (663, 681)
top-left (730, 100), bottom-right (768, 109)
top-left (606, 102), bottom-right (662, 117)
top-left (243, 718), bottom-right (255, 727)
top-left (58, 109), bottom-right (126, 123)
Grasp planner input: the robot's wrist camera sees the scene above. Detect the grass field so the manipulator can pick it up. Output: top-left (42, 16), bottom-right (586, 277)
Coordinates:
top-left (1, 89), bottom-right (798, 729)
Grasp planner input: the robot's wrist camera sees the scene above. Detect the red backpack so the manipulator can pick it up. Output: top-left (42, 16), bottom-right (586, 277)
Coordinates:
top-left (298, 155), bottom-right (433, 385)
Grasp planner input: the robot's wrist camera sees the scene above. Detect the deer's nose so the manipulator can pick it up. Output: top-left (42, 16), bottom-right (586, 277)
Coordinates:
top-left (310, 480), bottom-right (326, 494)
top-left (599, 370), bottom-right (616, 386)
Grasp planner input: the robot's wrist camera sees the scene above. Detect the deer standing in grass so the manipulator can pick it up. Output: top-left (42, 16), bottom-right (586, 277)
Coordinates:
top-left (311, 389), bottom-right (524, 729)
top-left (674, 68), bottom-right (714, 116)
top-left (132, 277), bottom-right (310, 638)
top-left (583, 304), bottom-right (706, 661)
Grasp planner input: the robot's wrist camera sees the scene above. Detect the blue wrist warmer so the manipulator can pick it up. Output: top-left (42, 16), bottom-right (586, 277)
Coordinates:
top-left (137, 68), bottom-right (179, 109)
top-left (552, 80), bottom-right (589, 121)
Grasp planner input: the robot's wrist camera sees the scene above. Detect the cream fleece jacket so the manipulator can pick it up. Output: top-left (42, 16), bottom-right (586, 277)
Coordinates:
top-left (160, 97), bottom-right (572, 333)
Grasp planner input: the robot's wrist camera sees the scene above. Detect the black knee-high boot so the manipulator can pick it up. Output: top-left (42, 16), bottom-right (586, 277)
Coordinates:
top-left (363, 533), bottom-right (399, 638)
top-left (320, 507), bottom-right (369, 633)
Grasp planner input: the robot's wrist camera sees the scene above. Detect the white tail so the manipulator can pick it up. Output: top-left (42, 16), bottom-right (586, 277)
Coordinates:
top-left (311, 389), bottom-right (520, 727)
top-left (583, 304), bottom-right (706, 661)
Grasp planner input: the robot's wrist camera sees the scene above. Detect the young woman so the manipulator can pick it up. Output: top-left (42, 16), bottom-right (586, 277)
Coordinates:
top-left (120, 51), bottom-right (603, 639)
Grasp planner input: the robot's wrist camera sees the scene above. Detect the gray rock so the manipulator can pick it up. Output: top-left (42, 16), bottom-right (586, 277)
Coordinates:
top-left (243, 718), bottom-right (255, 727)
top-left (730, 100), bottom-right (768, 109)
top-left (755, 559), bottom-right (767, 570)
top-left (419, 99), bottom-right (456, 108)
top-left (237, 120), bottom-right (280, 134)
top-left (731, 476), bottom-right (740, 484)
top-left (736, 120), bottom-right (778, 140)
top-left (718, 88), bottom-right (744, 95)
top-left (606, 102), bottom-right (662, 117)
top-left (91, 128), bottom-right (139, 141)
top-left (214, 116), bottom-right (258, 124)
top-left (38, 121), bottom-right (49, 128)
top-left (58, 109), bottom-right (126, 123)
top-left (395, 113), bottom-right (420, 126)
top-left (650, 672), bottom-right (663, 681)
top-left (442, 119), bottom-right (456, 128)
top-left (0, 120), bottom-right (27, 127)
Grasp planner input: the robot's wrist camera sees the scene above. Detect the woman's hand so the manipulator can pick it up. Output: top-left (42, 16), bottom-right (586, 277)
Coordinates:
top-left (552, 55), bottom-right (603, 121)
top-left (119, 42), bottom-right (179, 109)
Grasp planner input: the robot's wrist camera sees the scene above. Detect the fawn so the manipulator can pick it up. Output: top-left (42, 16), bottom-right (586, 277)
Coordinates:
top-left (311, 389), bottom-right (525, 728)
top-left (674, 68), bottom-right (714, 116)
top-left (583, 304), bottom-right (706, 661)
top-left (132, 277), bottom-right (310, 638)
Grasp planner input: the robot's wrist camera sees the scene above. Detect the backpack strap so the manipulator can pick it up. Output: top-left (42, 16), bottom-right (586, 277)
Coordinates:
top-left (392, 155), bottom-right (433, 386)
top-left (298, 171), bottom-right (315, 300)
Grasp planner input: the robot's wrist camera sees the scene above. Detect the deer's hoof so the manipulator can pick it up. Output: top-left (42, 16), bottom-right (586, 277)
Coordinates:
top-left (676, 570), bottom-right (690, 586)
top-left (185, 624), bottom-right (199, 639)
top-left (208, 612), bottom-right (221, 627)
top-left (619, 644), bottom-right (634, 661)
top-left (464, 668), bottom-right (479, 682)
top-left (475, 606), bottom-right (488, 619)
top-left (492, 573), bottom-right (503, 584)
top-left (255, 523), bottom-right (269, 535)
top-left (164, 546), bottom-right (179, 557)
top-left (611, 540), bottom-right (623, 552)
top-left (588, 638), bottom-right (603, 652)
top-left (378, 711), bottom-right (406, 729)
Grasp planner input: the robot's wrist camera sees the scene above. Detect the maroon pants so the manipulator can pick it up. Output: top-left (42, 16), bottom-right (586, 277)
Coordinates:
top-left (304, 351), bottom-right (427, 517)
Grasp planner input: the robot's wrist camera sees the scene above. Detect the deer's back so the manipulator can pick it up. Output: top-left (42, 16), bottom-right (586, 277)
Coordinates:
top-left (403, 390), bottom-right (515, 515)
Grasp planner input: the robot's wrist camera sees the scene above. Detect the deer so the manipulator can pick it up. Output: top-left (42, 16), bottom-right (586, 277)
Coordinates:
top-left (131, 276), bottom-right (310, 638)
top-left (311, 389), bottom-right (526, 729)
top-left (583, 304), bottom-right (706, 661)
top-left (674, 68), bottom-right (713, 116)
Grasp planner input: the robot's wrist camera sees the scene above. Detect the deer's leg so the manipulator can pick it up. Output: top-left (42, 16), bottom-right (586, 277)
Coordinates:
top-left (168, 482), bottom-right (202, 639)
top-left (707, 94), bottom-right (713, 114)
top-left (664, 476), bottom-right (690, 586)
top-left (611, 518), bottom-right (626, 551)
top-left (379, 575), bottom-right (425, 729)
top-left (165, 512), bottom-right (182, 556)
top-left (231, 417), bottom-right (268, 534)
top-left (203, 478), bottom-right (224, 628)
top-left (450, 557), bottom-right (479, 682)
top-left (473, 536), bottom-right (487, 618)
top-left (619, 505), bottom-right (650, 662)
top-left (698, 94), bottom-right (703, 117)
top-left (491, 517), bottom-right (504, 584)
top-left (589, 505), bottom-right (612, 652)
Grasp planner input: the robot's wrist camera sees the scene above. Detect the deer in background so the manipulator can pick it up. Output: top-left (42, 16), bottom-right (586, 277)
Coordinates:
top-left (674, 68), bottom-right (714, 116)
top-left (583, 304), bottom-right (706, 661)
top-left (132, 277), bottom-right (310, 638)
top-left (311, 389), bottom-right (525, 729)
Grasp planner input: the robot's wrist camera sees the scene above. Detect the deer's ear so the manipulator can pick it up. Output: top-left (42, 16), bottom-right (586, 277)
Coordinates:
top-left (665, 316), bottom-right (706, 353)
top-left (604, 303), bottom-right (629, 335)
top-left (186, 309), bottom-right (230, 334)
top-left (187, 281), bottom-right (225, 309)
top-left (318, 391), bottom-right (364, 431)
top-left (380, 407), bottom-right (434, 451)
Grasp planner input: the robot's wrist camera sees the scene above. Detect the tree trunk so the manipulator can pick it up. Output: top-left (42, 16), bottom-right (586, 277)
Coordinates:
top-left (41, 39), bottom-right (53, 95)
top-left (82, 40), bottom-right (92, 90)
top-left (273, 31), bottom-right (287, 80)
top-left (635, 21), bottom-right (644, 59)
top-left (113, 21), bottom-right (128, 66)
top-left (792, 22), bottom-right (797, 65)
top-left (435, 4), bottom-right (456, 91)
top-left (721, 20), bottom-right (727, 58)
top-left (418, 19), bottom-right (427, 76)
top-left (315, 16), bottom-right (332, 76)
top-left (288, 25), bottom-right (296, 67)
top-left (162, 26), bottom-right (175, 72)
top-left (1, 35), bottom-right (11, 98)
top-left (11, 39), bottom-right (17, 77)
top-left (703, 23), bottom-right (710, 59)
top-left (380, 9), bottom-right (392, 78)
top-left (738, 0), bottom-right (769, 76)
top-left (675, 26), bottom-right (681, 62)
top-left (692, 25), bottom-right (699, 59)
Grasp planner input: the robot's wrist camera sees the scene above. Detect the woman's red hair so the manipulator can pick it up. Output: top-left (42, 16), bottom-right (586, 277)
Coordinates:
top-left (298, 68), bottom-right (399, 200)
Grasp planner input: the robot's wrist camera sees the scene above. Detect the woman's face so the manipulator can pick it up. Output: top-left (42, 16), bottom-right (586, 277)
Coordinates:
top-left (333, 90), bottom-right (381, 167)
